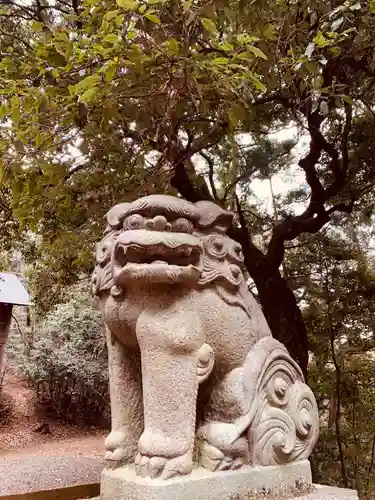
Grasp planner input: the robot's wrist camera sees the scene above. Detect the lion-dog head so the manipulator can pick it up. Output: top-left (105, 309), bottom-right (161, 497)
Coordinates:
top-left (92, 195), bottom-right (246, 302)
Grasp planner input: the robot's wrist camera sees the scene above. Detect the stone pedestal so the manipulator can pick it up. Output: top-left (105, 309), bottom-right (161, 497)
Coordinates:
top-left (101, 460), bottom-right (316, 500)
top-left (100, 462), bottom-right (357, 500)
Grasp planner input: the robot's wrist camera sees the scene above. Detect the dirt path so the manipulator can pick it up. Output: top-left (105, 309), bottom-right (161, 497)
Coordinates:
top-left (0, 434), bottom-right (105, 459)
top-left (0, 364), bottom-right (106, 495)
top-left (0, 455), bottom-right (103, 495)
top-left (0, 364), bottom-right (106, 457)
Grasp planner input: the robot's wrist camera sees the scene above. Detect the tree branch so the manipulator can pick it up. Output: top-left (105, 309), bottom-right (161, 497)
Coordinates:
top-left (266, 101), bottom-right (353, 268)
top-left (199, 151), bottom-right (217, 200)
top-left (0, 27), bottom-right (33, 51)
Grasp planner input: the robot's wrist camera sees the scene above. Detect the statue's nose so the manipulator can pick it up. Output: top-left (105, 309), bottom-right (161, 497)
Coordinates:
top-left (145, 215), bottom-right (172, 231)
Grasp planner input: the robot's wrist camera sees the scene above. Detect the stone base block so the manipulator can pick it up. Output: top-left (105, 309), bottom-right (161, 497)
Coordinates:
top-left (101, 460), bottom-right (316, 500)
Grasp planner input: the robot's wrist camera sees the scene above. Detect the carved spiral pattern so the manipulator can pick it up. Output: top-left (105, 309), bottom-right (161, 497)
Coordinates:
top-left (92, 264), bottom-right (113, 295)
top-left (196, 343), bottom-right (215, 383)
top-left (92, 231), bottom-right (119, 296)
top-left (250, 375), bottom-right (319, 466)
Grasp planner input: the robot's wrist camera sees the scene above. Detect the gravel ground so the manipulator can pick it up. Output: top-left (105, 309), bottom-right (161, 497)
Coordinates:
top-left (0, 455), bottom-right (103, 495)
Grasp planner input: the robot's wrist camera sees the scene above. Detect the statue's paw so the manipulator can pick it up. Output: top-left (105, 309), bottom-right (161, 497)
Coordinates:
top-left (135, 451), bottom-right (193, 479)
top-left (105, 448), bottom-right (129, 468)
top-left (199, 438), bottom-right (249, 472)
top-left (105, 430), bottom-right (134, 467)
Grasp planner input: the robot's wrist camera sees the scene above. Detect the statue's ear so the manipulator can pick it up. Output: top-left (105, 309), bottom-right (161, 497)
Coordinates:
top-left (195, 201), bottom-right (233, 232)
top-left (106, 203), bottom-right (131, 229)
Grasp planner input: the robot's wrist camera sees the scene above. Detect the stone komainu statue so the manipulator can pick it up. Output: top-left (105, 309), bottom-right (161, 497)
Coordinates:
top-left (92, 195), bottom-right (319, 480)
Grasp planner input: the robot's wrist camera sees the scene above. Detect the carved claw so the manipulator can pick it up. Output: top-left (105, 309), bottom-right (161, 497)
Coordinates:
top-left (105, 430), bottom-right (134, 467)
top-left (231, 457), bottom-right (245, 470)
top-left (135, 451), bottom-right (193, 479)
top-left (199, 437), bottom-right (250, 472)
top-left (105, 448), bottom-right (129, 468)
top-left (199, 441), bottom-right (224, 471)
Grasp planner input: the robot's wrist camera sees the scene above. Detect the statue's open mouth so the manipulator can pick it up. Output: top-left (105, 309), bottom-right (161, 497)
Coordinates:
top-left (112, 230), bottom-right (203, 284)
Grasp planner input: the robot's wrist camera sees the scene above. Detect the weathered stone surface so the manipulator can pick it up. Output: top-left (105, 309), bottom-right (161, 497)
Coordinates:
top-left (100, 461), bottom-right (313, 500)
top-left (93, 195), bottom-right (320, 481)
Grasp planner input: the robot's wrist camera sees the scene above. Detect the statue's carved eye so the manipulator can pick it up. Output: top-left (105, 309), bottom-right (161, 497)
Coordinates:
top-left (123, 214), bottom-right (145, 230)
top-left (172, 218), bottom-right (193, 233)
top-left (213, 240), bottom-right (223, 252)
top-left (207, 236), bottom-right (227, 258)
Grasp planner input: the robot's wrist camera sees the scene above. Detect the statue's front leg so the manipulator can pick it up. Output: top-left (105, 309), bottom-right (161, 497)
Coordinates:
top-left (135, 313), bottom-right (205, 479)
top-left (105, 327), bottom-right (143, 467)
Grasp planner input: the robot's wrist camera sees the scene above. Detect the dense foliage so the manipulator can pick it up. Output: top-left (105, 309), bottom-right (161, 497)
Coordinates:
top-left (6, 293), bottom-right (109, 426)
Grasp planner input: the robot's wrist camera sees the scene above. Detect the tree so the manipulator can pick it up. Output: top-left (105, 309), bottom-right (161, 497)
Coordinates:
top-left (283, 218), bottom-right (375, 494)
top-left (1, 0), bottom-right (375, 375)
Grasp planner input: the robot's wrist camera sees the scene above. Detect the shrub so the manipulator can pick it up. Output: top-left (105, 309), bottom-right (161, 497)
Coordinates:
top-left (6, 293), bottom-right (109, 427)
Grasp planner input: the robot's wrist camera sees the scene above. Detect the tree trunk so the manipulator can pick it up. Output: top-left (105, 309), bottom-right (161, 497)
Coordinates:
top-left (250, 261), bottom-right (309, 379)
top-left (170, 167), bottom-right (309, 377)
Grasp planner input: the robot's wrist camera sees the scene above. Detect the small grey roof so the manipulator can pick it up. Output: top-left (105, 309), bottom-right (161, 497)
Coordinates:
top-left (0, 272), bottom-right (30, 306)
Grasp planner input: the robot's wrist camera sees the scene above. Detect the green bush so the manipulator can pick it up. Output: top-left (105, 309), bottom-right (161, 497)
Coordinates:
top-left (6, 294), bottom-right (109, 427)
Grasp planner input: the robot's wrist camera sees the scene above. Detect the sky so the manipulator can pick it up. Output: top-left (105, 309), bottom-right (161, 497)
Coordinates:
top-left (248, 126), bottom-right (308, 216)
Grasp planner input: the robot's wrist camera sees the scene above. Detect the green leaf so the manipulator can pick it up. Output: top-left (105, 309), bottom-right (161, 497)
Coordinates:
top-left (163, 38), bottom-right (181, 55)
top-left (237, 34), bottom-right (260, 44)
top-left (46, 50), bottom-right (67, 67)
top-left (330, 46), bottom-right (341, 56)
top-left (313, 32), bottom-right (327, 48)
top-left (11, 96), bottom-right (20, 126)
top-left (103, 33), bottom-right (120, 44)
top-left (249, 73), bottom-right (266, 92)
top-left (219, 42), bottom-right (234, 51)
top-left (35, 133), bottom-right (44, 148)
top-left (116, 0), bottom-right (137, 10)
top-left (72, 74), bottom-right (101, 94)
top-left (202, 18), bottom-right (217, 34)
top-left (145, 12), bottom-right (161, 24)
top-left (343, 95), bottom-right (353, 105)
top-left (263, 24), bottom-right (277, 40)
top-left (0, 104), bottom-right (7, 120)
top-left (183, 0), bottom-right (194, 9)
top-left (115, 14), bottom-right (125, 27)
top-left (105, 61), bottom-right (117, 82)
top-left (247, 45), bottom-right (268, 60)
top-left (31, 21), bottom-right (44, 32)
top-left (212, 57), bottom-right (230, 65)
top-left (104, 10), bottom-right (121, 21)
